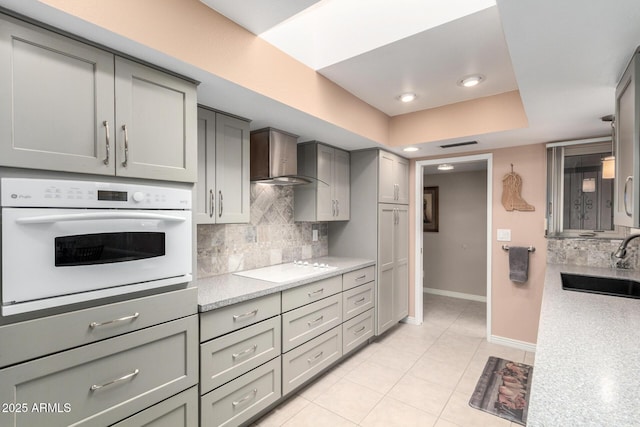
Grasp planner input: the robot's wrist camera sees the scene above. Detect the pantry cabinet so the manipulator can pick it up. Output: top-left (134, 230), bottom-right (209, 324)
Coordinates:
top-left (0, 14), bottom-right (197, 182)
top-left (195, 107), bottom-right (250, 224)
top-left (295, 142), bottom-right (350, 221)
top-left (379, 151), bottom-right (409, 204)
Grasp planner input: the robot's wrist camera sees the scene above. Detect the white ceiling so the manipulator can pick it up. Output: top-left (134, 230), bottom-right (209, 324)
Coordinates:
top-left (1, 0), bottom-right (640, 159)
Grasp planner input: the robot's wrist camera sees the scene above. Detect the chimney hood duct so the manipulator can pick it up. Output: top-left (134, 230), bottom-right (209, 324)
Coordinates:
top-left (250, 128), bottom-right (311, 185)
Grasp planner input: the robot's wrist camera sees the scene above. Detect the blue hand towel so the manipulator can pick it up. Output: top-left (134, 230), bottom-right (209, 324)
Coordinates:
top-left (509, 246), bottom-right (529, 283)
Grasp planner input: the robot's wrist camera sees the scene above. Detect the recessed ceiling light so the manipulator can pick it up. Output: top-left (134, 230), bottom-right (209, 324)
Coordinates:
top-left (437, 163), bottom-right (454, 171)
top-left (458, 75), bottom-right (485, 88)
top-left (398, 93), bottom-right (417, 103)
top-left (403, 147), bottom-right (419, 152)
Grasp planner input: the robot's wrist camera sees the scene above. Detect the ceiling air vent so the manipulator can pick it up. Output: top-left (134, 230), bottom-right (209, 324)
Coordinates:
top-left (440, 141), bottom-right (478, 149)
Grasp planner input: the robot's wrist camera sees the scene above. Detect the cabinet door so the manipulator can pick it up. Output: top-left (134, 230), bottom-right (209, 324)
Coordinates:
top-left (0, 15), bottom-right (115, 175)
top-left (377, 205), bottom-right (396, 334)
top-left (216, 113), bottom-right (251, 223)
top-left (394, 156), bottom-right (410, 205)
top-left (378, 151), bottom-right (397, 203)
top-left (317, 144), bottom-right (335, 221)
top-left (394, 205), bottom-right (409, 321)
top-left (615, 61), bottom-right (637, 227)
top-left (195, 108), bottom-right (216, 224)
top-left (334, 148), bottom-right (351, 220)
top-left (115, 57), bottom-right (197, 182)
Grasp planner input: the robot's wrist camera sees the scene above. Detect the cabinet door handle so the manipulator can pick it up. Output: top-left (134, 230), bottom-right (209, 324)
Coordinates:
top-left (219, 190), bottom-right (223, 217)
top-left (90, 369), bottom-right (139, 391)
top-left (103, 120), bottom-right (110, 165)
top-left (232, 344), bottom-right (258, 360)
top-left (209, 189), bottom-right (214, 218)
top-left (307, 315), bottom-right (324, 326)
top-left (336, 199), bottom-right (339, 216)
top-left (307, 351), bottom-right (324, 364)
top-left (355, 274), bottom-right (367, 281)
top-left (354, 297), bottom-right (366, 305)
top-left (121, 124), bottom-right (129, 167)
top-left (233, 309), bottom-right (258, 321)
top-left (89, 312), bottom-right (139, 329)
top-left (232, 389), bottom-right (257, 407)
top-left (332, 200), bottom-right (336, 216)
top-left (624, 176), bottom-right (633, 217)
top-left (308, 288), bottom-right (324, 297)
top-left (354, 325), bottom-right (366, 334)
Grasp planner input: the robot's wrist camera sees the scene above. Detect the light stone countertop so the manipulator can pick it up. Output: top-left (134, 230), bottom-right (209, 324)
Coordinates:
top-left (527, 263), bottom-right (640, 426)
top-left (195, 257), bottom-right (375, 312)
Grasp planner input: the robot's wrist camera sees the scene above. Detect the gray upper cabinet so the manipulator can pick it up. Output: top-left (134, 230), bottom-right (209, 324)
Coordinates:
top-left (295, 142), bottom-right (350, 221)
top-left (195, 107), bottom-right (250, 224)
top-left (0, 15), bottom-right (197, 182)
top-left (378, 151), bottom-right (409, 204)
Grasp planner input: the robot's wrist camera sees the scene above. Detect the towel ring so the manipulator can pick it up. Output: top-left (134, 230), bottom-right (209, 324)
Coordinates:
top-left (501, 245), bottom-right (535, 253)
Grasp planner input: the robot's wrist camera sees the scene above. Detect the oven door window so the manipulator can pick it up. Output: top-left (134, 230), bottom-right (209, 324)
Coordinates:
top-left (55, 232), bottom-right (166, 266)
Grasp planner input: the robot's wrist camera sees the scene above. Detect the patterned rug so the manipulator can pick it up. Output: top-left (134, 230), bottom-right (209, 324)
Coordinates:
top-left (469, 356), bottom-right (533, 425)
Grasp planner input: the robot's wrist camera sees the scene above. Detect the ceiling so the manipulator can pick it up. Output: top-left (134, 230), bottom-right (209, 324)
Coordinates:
top-left (1, 0), bottom-right (640, 159)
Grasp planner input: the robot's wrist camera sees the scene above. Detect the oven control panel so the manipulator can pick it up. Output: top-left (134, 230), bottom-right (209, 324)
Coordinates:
top-left (0, 178), bottom-right (191, 209)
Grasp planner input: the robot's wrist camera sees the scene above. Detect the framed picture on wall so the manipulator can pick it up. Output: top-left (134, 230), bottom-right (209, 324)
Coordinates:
top-left (423, 186), bottom-right (439, 232)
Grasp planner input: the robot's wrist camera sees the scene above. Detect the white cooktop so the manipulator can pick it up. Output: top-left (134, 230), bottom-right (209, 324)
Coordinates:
top-left (233, 261), bottom-right (337, 283)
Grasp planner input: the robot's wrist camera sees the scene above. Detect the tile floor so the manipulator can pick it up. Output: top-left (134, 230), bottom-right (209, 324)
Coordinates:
top-left (252, 294), bottom-right (535, 427)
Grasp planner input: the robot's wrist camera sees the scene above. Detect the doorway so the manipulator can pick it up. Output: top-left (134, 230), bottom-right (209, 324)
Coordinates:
top-left (413, 154), bottom-right (493, 337)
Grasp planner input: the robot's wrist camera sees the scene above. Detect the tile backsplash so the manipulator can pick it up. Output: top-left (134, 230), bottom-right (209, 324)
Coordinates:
top-left (197, 184), bottom-right (328, 277)
top-left (547, 236), bottom-right (639, 269)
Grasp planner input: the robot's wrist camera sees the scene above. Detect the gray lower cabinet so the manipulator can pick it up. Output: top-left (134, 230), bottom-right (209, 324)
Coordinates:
top-left (0, 315), bottom-right (198, 427)
top-left (281, 293), bottom-right (342, 352)
top-left (343, 309), bottom-right (374, 356)
top-left (112, 386), bottom-right (199, 427)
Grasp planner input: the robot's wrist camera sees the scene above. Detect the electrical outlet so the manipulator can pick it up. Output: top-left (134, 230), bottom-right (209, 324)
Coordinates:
top-left (312, 229), bottom-right (318, 242)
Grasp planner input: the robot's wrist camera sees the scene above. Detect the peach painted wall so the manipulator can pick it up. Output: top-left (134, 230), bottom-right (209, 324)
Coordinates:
top-left (40, 0), bottom-right (390, 145)
top-left (410, 143), bottom-right (547, 344)
top-left (390, 91), bottom-right (528, 146)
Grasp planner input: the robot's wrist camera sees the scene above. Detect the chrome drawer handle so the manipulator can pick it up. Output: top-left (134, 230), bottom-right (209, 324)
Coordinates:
top-left (121, 124), bottom-right (129, 167)
top-left (90, 369), bottom-right (139, 391)
top-left (232, 344), bottom-right (258, 360)
top-left (103, 120), bottom-right (110, 165)
top-left (307, 315), bottom-right (324, 326)
top-left (308, 288), bottom-right (324, 297)
top-left (307, 351), bottom-right (324, 364)
top-left (209, 189), bottom-right (214, 218)
top-left (354, 297), bottom-right (366, 305)
top-left (355, 275), bottom-right (367, 281)
top-left (89, 312), bottom-right (139, 328)
top-left (219, 190), bottom-right (223, 217)
top-left (232, 389), bottom-right (257, 407)
top-left (233, 309), bottom-right (258, 321)
top-left (354, 326), bottom-right (366, 334)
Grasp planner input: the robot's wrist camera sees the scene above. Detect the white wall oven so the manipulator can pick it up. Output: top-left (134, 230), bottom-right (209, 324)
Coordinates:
top-left (1, 178), bottom-right (192, 316)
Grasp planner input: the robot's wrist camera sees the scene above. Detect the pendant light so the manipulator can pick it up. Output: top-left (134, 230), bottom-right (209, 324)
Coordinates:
top-left (602, 115), bottom-right (615, 179)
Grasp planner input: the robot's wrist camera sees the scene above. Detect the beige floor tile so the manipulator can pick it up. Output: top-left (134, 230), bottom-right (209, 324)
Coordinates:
top-left (408, 354), bottom-right (467, 390)
top-left (434, 419), bottom-right (464, 427)
top-left (367, 346), bottom-right (422, 372)
top-left (329, 349), bottom-right (368, 378)
top-left (454, 360), bottom-right (488, 396)
top-left (314, 377), bottom-right (384, 423)
top-left (379, 332), bottom-right (433, 357)
top-left (253, 395), bottom-right (310, 427)
top-left (473, 341), bottom-right (526, 364)
top-left (296, 371), bottom-right (341, 401)
top-left (387, 374), bottom-right (454, 416)
top-left (344, 360), bottom-right (405, 394)
top-left (360, 396), bottom-right (438, 427)
top-left (440, 391), bottom-right (511, 427)
top-left (281, 402), bottom-right (356, 427)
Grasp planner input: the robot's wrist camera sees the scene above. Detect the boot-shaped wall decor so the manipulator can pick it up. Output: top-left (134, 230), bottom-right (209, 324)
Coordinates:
top-left (502, 164), bottom-right (535, 212)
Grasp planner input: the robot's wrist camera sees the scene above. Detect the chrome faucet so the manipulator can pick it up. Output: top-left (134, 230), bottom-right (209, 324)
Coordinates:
top-left (613, 234), bottom-right (640, 259)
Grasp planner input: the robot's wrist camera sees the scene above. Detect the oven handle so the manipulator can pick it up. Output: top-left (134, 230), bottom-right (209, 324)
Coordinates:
top-left (15, 212), bottom-right (188, 224)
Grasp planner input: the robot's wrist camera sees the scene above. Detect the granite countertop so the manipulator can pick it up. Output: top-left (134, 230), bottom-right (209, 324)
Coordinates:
top-left (195, 257), bottom-right (375, 312)
top-left (528, 263), bottom-right (640, 426)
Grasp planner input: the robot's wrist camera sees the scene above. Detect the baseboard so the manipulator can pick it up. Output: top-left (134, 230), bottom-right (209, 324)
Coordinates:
top-left (423, 287), bottom-right (487, 302)
top-left (401, 316), bottom-right (422, 326)
top-left (489, 335), bottom-right (536, 353)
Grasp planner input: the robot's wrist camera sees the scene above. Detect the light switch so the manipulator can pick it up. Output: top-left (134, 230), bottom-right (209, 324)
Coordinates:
top-left (497, 229), bottom-right (511, 242)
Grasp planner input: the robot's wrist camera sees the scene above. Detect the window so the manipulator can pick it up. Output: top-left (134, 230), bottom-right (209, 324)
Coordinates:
top-left (546, 137), bottom-right (621, 237)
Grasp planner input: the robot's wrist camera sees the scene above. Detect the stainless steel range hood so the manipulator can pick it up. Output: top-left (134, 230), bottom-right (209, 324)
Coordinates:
top-left (250, 127), bottom-right (311, 185)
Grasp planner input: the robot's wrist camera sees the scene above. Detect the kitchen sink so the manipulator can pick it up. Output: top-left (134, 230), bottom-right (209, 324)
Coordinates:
top-left (561, 273), bottom-right (640, 299)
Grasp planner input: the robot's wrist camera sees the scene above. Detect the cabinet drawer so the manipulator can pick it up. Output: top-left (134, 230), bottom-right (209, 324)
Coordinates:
top-left (0, 315), bottom-right (198, 427)
top-left (201, 357), bottom-right (281, 427)
top-left (0, 287), bottom-right (196, 369)
top-left (343, 266), bottom-right (375, 290)
top-left (282, 276), bottom-right (342, 312)
top-left (282, 326), bottom-right (342, 396)
top-left (343, 309), bottom-right (374, 356)
top-left (200, 293), bottom-right (280, 342)
top-left (282, 294), bottom-right (342, 352)
top-left (200, 316), bottom-right (281, 394)
top-left (112, 386), bottom-right (199, 427)
top-left (343, 281), bottom-right (374, 321)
